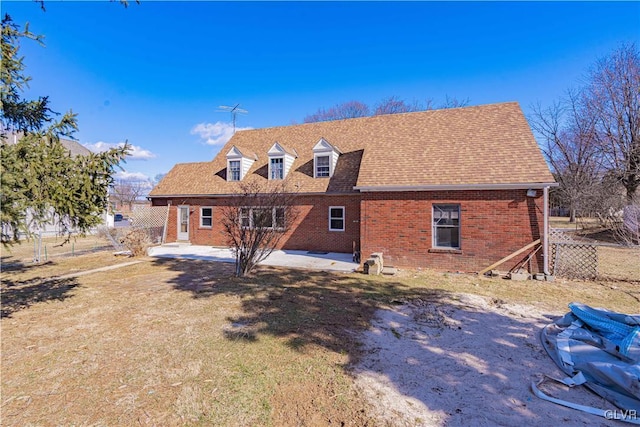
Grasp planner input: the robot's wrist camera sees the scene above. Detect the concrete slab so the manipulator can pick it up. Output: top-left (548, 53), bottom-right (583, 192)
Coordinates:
top-left (147, 244), bottom-right (359, 273)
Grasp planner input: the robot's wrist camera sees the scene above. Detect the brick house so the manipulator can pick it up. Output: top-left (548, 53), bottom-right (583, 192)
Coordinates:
top-left (149, 102), bottom-right (556, 273)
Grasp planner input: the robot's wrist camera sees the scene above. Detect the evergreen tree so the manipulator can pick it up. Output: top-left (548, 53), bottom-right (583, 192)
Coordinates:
top-left (1, 14), bottom-right (128, 246)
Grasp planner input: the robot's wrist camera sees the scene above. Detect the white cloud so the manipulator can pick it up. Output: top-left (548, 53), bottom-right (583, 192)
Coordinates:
top-left (115, 171), bottom-right (151, 182)
top-left (191, 121), bottom-right (252, 146)
top-left (83, 141), bottom-right (156, 160)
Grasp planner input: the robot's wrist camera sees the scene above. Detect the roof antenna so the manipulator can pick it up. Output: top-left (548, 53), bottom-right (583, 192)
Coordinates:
top-left (217, 104), bottom-right (248, 133)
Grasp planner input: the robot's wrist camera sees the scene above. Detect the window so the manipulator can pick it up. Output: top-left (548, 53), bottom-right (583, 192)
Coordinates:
top-left (200, 207), bottom-right (212, 227)
top-left (329, 206), bottom-right (345, 231)
top-left (252, 208), bottom-right (273, 228)
top-left (270, 157), bottom-right (284, 180)
top-left (240, 207), bottom-right (285, 229)
top-left (315, 155), bottom-right (330, 178)
top-left (433, 204), bottom-right (460, 249)
top-left (229, 160), bottom-right (241, 181)
top-left (240, 208), bottom-right (251, 228)
top-left (274, 207), bottom-right (285, 229)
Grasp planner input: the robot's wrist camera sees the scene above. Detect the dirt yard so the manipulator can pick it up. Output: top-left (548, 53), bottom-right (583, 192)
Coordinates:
top-left (1, 244), bottom-right (638, 426)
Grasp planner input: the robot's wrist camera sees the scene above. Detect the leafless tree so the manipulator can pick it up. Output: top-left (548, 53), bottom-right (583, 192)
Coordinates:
top-left (582, 43), bottom-right (640, 203)
top-left (373, 96), bottom-right (422, 115)
top-left (303, 101), bottom-right (370, 123)
top-left (424, 95), bottom-right (470, 110)
top-left (110, 179), bottom-right (150, 211)
top-left (530, 93), bottom-right (605, 222)
top-left (304, 96), bottom-right (470, 123)
top-left (221, 182), bottom-right (299, 277)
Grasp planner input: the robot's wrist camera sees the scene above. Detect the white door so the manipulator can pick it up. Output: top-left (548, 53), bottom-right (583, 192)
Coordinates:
top-left (177, 205), bottom-right (189, 241)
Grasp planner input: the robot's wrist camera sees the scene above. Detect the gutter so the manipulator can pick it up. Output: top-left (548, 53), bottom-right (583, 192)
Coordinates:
top-left (149, 191), bottom-right (359, 198)
top-left (354, 182), bottom-right (559, 192)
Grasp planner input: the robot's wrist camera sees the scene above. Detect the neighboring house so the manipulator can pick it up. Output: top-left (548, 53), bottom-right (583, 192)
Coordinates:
top-left (149, 102), bottom-right (556, 273)
top-left (2, 132), bottom-right (113, 236)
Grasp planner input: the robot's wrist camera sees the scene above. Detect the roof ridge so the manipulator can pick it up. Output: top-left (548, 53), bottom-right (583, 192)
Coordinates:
top-left (235, 101), bottom-right (521, 134)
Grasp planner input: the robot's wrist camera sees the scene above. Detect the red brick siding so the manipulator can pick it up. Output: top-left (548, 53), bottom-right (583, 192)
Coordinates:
top-left (153, 189), bottom-right (546, 273)
top-left (360, 190), bottom-right (545, 273)
top-left (152, 195), bottom-right (360, 253)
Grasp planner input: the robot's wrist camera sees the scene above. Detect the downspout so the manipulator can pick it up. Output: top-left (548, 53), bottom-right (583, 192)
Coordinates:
top-left (543, 186), bottom-right (550, 276)
top-left (162, 200), bottom-right (171, 245)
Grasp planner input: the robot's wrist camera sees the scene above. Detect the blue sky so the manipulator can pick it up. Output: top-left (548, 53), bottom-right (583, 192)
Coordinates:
top-left (3, 1), bottom-right (639, 183)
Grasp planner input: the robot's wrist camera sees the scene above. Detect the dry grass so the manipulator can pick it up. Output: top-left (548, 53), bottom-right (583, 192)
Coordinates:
top-left (1, 246), bottom-right (638, 426)
top-left (1, 234), bottom-right (112, 265)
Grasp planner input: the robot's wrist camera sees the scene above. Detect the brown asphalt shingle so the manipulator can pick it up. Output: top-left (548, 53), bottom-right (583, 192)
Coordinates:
top-left (150, 102), bottom-right (555, 197)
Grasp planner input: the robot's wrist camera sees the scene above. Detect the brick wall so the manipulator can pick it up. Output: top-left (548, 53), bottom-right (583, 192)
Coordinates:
top-left (153, 189), bottom-right (546, 273)
top-left (360, 190), bottom-right (545, 273)
top-left (152, 194), bottom-right (360, 253)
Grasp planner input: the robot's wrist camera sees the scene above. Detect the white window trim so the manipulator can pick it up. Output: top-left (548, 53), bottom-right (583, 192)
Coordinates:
top-left (432, 204), bottom-right (461, 249)
top-left (227, 159), bottom-right (241, 182)
top-left (328, 206), bottom-right (345, 232)
top-left (314, 154), bottom-right (331, 178)
top-left (200, 206), bottom-right (213, 228)
top-left (269, 156), bottom-right (284, 180)
top-left (240, 207), bottom-right (286, 230)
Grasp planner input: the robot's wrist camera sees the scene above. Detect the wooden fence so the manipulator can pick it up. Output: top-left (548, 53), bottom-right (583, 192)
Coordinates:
top-left (549, 229), bottom-right (598, 279)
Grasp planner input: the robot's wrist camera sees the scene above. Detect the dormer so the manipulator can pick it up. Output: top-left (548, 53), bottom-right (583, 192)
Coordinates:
top-left (267, 142), bottom-right (298, 180)
top-left (312, 138), bottom-right (341, 178)
top-left (226, 146), bottom-right (257, 181)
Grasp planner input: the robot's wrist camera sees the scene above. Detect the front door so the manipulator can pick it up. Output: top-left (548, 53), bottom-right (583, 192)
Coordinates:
top-left (177, 205), bottom-right (189, 241)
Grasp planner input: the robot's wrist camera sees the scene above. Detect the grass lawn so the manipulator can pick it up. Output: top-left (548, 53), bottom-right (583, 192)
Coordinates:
top-left (1, 234), bottom-right (111, 265)
top-left (1, 243), bottom-right (639, 426)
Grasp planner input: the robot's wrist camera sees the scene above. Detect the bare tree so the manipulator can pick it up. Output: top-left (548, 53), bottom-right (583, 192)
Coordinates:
top-left (374, 96), bottom-right (421, 115)
top-left (582, 43), bottom-right (640, 203)
top-left (221, 182), bottom-right (299, 277)
top-left (424, 95), bottom-right (470, 110)
top-left (303, 100), bottom-right (370, 123)
top-left (110, 180), bottom-right (150, 211)
top-left (304, 96), bottom-right (470, 123)
top-left (530, 93), bottom-right (604, 222)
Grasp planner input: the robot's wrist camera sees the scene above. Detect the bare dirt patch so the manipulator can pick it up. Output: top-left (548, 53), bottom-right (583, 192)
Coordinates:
top-left (353, 294), bottom-right (617, 426)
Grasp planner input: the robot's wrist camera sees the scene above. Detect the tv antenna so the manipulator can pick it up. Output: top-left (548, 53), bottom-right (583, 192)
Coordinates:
top-left (216, 103), bottom-right (248, 133)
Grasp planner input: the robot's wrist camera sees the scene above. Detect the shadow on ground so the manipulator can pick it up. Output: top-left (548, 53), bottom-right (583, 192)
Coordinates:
top-left (153, 257), bottom-right (445, 356)
top-left (151, 257), bottom-right (592, 426)
top-left (1, 272), bottom-right (79, 318)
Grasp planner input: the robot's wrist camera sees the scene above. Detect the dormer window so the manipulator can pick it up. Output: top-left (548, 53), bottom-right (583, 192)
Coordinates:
top-left (229, 160), bottom-right (241, 181)
top-left (267, 142), bottom-right (297, 180)
top-left (270, 157), bottom-right (284, 180)
top-left (226, 146), bottom-right (257, 182)
top-left (315, 155), bottom-right (330, 177)
top-left (312, 138), bottom-right (341, 179)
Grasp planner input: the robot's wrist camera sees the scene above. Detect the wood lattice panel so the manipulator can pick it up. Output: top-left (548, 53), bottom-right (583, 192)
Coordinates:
top-left (549, 229), bottom-right (598, 279)
top-left (130, 206), bottom-right (169, 244)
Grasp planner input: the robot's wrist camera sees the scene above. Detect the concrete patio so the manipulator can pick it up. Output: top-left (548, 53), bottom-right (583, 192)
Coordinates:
top-left (147, 244), bottom-right (359, 273)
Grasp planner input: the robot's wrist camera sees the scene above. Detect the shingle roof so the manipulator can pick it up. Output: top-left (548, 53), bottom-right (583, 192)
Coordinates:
top-left (150, 102), bottom-right (555, 197)
top-left (2, 132), bottom-right (92, 157)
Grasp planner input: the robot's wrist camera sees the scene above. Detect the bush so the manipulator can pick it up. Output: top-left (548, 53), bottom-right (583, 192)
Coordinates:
top-left (123, 228), bottom-right (151, 257)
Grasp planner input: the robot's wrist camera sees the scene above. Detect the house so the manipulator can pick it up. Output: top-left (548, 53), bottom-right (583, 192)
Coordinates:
top-left (149, 102), bottom-right (556, 273)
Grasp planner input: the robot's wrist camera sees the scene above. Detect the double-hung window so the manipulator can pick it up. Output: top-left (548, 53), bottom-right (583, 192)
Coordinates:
top-left (315, 155), bottom-right (330, 178)
top-left (270, 157), bottom-right (284, 180)
top-left (229, 160), bottom-right (241, 181)
top-left (329, 206), bottom-right (345, 231)
top-left (432, 204), bottom-right (460, 249)
top-left (240, 208), bottom-right (251, 228)
top-left (200, 207), bottom-right (213, 227)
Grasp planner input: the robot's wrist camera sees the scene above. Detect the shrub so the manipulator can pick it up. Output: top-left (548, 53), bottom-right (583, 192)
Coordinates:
top-left (123, 228), bottom-right (151, 257)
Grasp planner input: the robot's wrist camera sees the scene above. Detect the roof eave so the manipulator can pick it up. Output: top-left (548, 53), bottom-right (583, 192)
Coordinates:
top-left (353, 182), bottom-right (559, 192)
